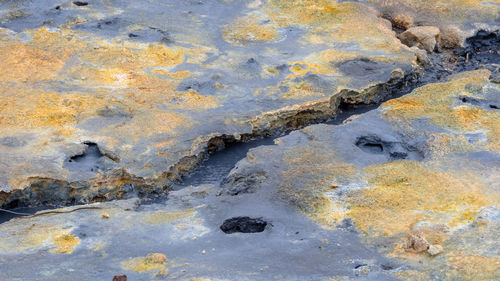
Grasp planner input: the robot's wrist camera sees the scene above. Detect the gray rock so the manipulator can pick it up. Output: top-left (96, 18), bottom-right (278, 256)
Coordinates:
top-left (399, 26), bottom-right (441, 53)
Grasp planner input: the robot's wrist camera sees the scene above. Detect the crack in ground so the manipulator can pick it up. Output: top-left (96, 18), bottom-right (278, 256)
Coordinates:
top-left (1, 29), bottom-right (499, 223)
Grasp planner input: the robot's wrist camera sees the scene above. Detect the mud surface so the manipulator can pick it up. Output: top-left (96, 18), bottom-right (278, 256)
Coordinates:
top-left (1, 0), bottom-right (500, 280)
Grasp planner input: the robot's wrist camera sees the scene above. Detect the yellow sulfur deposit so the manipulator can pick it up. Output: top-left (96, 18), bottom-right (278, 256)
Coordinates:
top-left (51, 233), bottom-right (80, 254)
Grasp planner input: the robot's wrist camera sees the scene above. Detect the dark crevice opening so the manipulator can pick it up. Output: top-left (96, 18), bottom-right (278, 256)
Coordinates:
top-left (220, 217), bottom-right (268, 234)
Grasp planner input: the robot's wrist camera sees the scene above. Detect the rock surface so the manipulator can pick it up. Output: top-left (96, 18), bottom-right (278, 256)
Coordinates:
top-left (398, 26), bottom-right (441, 52)
top-left (1, 0), bottom-right (500, 280)
top-left (1, 70), bottom-right (499, 280)
top-left (223, 70), bottom-right (500, 280)
top-left (0, 0), bottom-right (499, 208)
top-left (0, 0), bottom-right (417, 207)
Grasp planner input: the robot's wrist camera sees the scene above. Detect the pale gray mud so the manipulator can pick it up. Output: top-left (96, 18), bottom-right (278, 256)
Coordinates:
top-left (1, 0), bottom-right (500, 280)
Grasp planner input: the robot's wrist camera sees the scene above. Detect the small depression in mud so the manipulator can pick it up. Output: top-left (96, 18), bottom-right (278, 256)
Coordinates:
top-left (220, 216), bottom-right (268, 234)
top-left (355, 135), bottom-right (424, 160)
top-left (459, 95), bottom-right (500, 111)
top-left (64, 142), bottom-right (117, 173)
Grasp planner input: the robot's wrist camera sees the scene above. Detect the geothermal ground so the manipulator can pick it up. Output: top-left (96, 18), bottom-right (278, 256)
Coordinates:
top-left (0, 0), bottom-right (500, 280)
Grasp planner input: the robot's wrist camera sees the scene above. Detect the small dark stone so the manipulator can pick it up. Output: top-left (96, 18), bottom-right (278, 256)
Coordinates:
top-left (220, 217), bottom-right (267, 234)
top-left (112, 275), bottom-right (127, 281)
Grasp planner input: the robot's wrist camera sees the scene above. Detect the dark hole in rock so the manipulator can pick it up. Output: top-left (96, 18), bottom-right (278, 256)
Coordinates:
top-left (128, 33), bottom-right (139, 38)
top-left (65, 142), bottom-right (114, 172)
top-left (355, 137), bottom-right (384, 154)
top-left (389, 151), bottom-right (408, 159)
top-left (355, 135), bottom-right (420, 160)
top-left (459, 95), bottom-right (500, 110)
top-left (459, 95), bottom-right (482, 106)
top-left (354, 263), bottom-right (368, 269)
top-left (4, 199), bottom-right (20, 209)
top-left (360, 142), bottom-right (383, 153)
top-left (73, 1), bottom-right (89, 6)
top-left (220, 217), bottom-right (267, 234)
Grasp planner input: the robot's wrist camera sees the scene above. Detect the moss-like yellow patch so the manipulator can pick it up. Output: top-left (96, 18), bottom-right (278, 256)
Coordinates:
top-left (383, 70), bottom-right (500, 151)
top-left (446, 255), bottom-right (500, 281)
top-left (152, 69), bottom-right (193, 79)
top-left (281, 81), bottom-right (325, 99)
top-left (169, 90), bottom-right (218, 110)
top-left (0, 225), bottom-right (61, 254)
top-left (266, 0), bottom-right (410, 56)
top-left (121, 253), bottom-right (167, 272)
top-left (223, 14), bottom-right (280, 46)
top-left (0, 42), bottom-right (66, 82)
top-left (396, 270), bottom-right (432, 281)
top-left (145, 209), bottom-right (196, 225)
top-left (280, 145), bottom-right (358, 226)
top-left (0, 86), bottom-right (109, 137)
top-left (286, 62), bottom-right (322, 79)
top-left (267, 0), bottom-right (341, 25)
top-left (51, 233), bottom-right (80, 254)
top-left (346, 160), bottom-right (494, 237)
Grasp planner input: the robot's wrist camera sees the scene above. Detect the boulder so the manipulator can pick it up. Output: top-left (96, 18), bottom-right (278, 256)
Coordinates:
top-left (399, 26), bottom-right (441, 53)
top-left (392, 13), bottom-right (414, 30)
top-left (440, 25), bottom-right (466, 49)
top-left (405, 233), bottom-right (430, 253)
top-left (411, 46), bottom-right (432, 67)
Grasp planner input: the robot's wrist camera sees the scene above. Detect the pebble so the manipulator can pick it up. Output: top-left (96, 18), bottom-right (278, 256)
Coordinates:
top-left (427, 244), bottom-right (444, 256)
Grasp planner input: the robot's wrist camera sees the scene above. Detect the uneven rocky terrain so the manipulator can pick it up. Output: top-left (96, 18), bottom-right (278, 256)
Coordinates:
top-left (0, 0), bottom-right (499, 280)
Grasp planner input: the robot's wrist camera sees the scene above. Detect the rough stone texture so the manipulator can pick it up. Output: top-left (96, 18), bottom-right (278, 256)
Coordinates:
top-left (440, 25), bottom-right (466, 49)
top-left (223, 70), bottom-right (500, 280)
top-left (410, 46), bottom-right (431, 67)
top-left (370, 0), bottom-right (500, 34)
top-left (0, 0), bottom-right (417, 207)
top-left (1, 1), bottom-right (500, 280)
top-left (427, 244), bottom-right (444, 256)
top-left (392, 14), bottom-right (414, 30)
top-left (1, 71), bottom-right (499, 280)
top-left (398, 26), bottom-right (441, 52)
